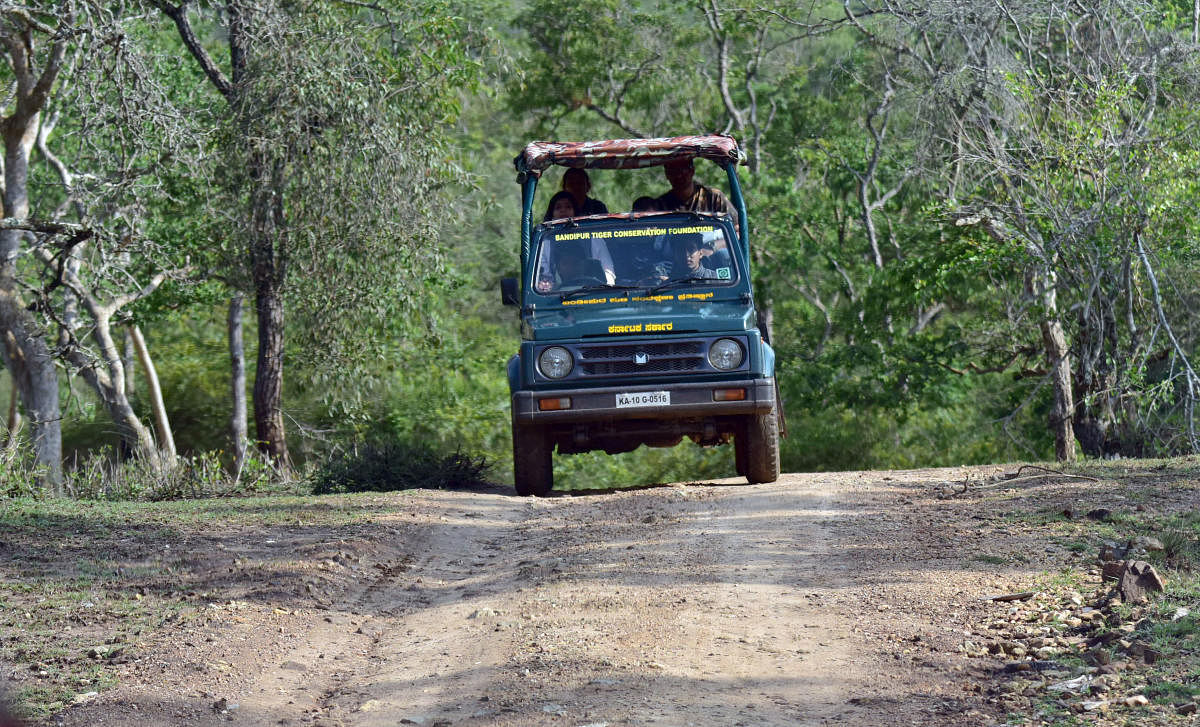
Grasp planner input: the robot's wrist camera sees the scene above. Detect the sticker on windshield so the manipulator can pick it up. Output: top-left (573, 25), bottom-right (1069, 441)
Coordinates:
top-left (552, 225), bottom-right (713, 242)
top-left (716, 267), bottom-right (731, 279)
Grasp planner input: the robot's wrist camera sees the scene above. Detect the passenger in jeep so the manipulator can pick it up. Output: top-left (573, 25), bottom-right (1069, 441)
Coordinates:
top-left (562, 168), bottom-right (608, 216)
top-left (544, 190), bottom-right (579, 221)
top-left (631, 196), bottom-right (661, 213)
top-left (657, 158), bottom-right (738, 228)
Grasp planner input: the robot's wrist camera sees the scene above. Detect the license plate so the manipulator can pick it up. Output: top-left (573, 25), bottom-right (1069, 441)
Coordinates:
top-left (616, 391), bottom-right (670, 408)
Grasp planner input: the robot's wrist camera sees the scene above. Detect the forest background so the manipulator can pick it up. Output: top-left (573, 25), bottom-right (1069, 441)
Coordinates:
top-left (4, 0), bottom-right (1200, 495)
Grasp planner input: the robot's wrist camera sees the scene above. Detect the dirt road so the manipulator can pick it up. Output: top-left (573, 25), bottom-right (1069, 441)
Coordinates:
top-left (53, 468), bottom-right (1068, 727)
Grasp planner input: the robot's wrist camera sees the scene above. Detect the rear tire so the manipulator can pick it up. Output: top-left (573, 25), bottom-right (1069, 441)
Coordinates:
top-left (512, 416), bottom-right (553, 496)
top-left (742, 407), bottom-right (780, 484)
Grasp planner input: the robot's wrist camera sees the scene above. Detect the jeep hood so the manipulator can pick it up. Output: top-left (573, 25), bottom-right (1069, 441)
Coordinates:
top-left (524, 298), bottom-right (756, 340)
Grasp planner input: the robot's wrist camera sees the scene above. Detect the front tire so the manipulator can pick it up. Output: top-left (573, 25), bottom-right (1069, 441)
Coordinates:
top-left (741, 407), bottom-right (780, 484)
top-left (512, 417), bottom-right (553, 496)
top-left (733, 429), bottom-right (748, 477)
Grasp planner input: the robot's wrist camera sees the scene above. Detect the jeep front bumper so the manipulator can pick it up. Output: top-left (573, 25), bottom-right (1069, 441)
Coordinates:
top-left (511, 378), bottom-right (775, 425)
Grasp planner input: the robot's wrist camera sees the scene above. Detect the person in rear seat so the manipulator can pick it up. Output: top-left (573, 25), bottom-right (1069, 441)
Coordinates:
top-left (544, 190), bottom-right (579, 221)
top-left (562, 168), bottom-right (608, 216)
top-left (631, 196), bottom-right (661, 213)
top-left (657, 158), bottom-right (738, 234)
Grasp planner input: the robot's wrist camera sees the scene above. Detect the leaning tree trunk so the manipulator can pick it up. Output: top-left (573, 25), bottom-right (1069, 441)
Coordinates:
top-left (129, 325), bottom-right (176, 460)
top-left (66, 312), bottom-right (161, 467)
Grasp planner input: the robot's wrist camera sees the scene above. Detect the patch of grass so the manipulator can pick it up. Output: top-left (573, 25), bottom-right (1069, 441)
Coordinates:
top-left (1037, 566), bottom-right (1090, 592)
top-left (1103, 510), bottom-right (1143, 528)
top-left (973, 553), bottom-right (1009, 565)
top-left (1063, 539), bottom-right (1090, 553)
top-left (10, 684), bottom-right (76, 721)
top-left (1161, 574), bottom-right (1200, 603)
top-left (0, 580), bottom-right (164, 715)
top-left (1006, 507), bottom-right (1062, 525)
top-left (0, 492), bottom-right (400, 532)
top-left (1144, 610), bottom-right (1199, 640)
top-left (1145, 678), bottom-right (1200, 703)
top-left (59, 449), bottom-right (299, 501)
top-left (1020, 697), bottom-right (1084, 726)
top-left (1157, 523), bottom-right (1200, 570)
top-left (0, 490), bottom-right (408, 719)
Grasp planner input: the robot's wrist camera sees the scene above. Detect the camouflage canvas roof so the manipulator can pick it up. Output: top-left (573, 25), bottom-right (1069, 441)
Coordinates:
top-left (515, 134), bottom-right (744, 176)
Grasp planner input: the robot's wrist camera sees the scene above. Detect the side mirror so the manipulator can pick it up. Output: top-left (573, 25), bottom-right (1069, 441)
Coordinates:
top-left (500, 277), bottom-right (520, 306)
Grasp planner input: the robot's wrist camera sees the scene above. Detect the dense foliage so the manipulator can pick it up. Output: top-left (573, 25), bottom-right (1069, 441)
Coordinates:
top-left (4, 0), bottom-right (1200, 494)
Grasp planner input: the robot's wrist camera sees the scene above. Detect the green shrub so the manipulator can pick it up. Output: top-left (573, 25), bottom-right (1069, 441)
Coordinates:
top-left (311, 440), bottom-right (491, 494)
top-left (0, 435), bottom-right (46, 497)
top-left (63, 450), bottom-right (282, 501)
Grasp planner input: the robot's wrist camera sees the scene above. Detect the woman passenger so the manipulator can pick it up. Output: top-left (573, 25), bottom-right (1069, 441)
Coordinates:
top-left (544, 190), bottom-right (579, 221)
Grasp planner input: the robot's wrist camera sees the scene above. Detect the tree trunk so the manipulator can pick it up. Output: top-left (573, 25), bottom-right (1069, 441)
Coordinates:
top-left (1030, 267), bottom-right (1076, 462)
top-left (1042, 318), bottom-right (1075, 461)
top-left (253, 267), bottom-right (289, 467)
top-left (0, 312), bottom-right (63, 489)
top-left (228, 293), bottom-right (248, 475)
top-left (167, 2), bottom-right (290, 468)
top-left (123, 328), bottom-right (136, 397)
top-left (1072, 302), bottom-right (1122, 458)
top-left (0, 115), bottom-right (63, 490)
top-left (249, 152), bottom-right (290, 468)
top-left (129, 325), bottom-right (176, 460)
top-left (5, 366), bottom-right (20, 445)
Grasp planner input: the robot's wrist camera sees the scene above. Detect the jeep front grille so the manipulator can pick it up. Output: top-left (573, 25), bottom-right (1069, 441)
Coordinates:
top-left (578, 341), bottom-right (706, 377)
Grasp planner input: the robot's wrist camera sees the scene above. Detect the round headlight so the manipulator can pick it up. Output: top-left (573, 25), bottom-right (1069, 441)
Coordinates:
top-left (538, 346), bottom-right (574, 379)
top-left (708, 338), bottom-right (744, 370)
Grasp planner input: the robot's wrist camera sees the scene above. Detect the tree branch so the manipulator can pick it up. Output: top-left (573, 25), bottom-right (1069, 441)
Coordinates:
top-left (153, 0), bottom-right (234, 102)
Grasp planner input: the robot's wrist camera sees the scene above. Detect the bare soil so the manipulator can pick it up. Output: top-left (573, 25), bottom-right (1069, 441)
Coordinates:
top-left (7, 464), bottom-right (1200, 726)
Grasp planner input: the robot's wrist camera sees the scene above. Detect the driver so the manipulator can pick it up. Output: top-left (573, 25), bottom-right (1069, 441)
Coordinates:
top-left (671, 235), bottom-right (722, 280)
top-left (535, 232), bottom-right (616, 292)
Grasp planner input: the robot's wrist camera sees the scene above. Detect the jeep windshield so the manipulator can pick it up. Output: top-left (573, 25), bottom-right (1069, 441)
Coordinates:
top-left (533, 214), bottom-right (739, 296)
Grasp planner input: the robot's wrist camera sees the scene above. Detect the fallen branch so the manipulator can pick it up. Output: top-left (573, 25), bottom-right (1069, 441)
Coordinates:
top-left (935, 465), bottom-right (1100, 498)
top-left (1008, 464), bottom-right (1101, 482)
top-left (985, 591), bottom-right (1037, 602)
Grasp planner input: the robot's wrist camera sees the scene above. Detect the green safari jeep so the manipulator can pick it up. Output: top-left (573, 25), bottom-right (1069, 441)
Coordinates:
top-left (500, 134), bottom-right (781, 496)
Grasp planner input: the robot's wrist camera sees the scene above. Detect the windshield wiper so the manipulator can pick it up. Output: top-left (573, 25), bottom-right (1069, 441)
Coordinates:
top-left (646, 276), bottom-right (714, 296)
top-left (559, 283), bottom-right (642, 301)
